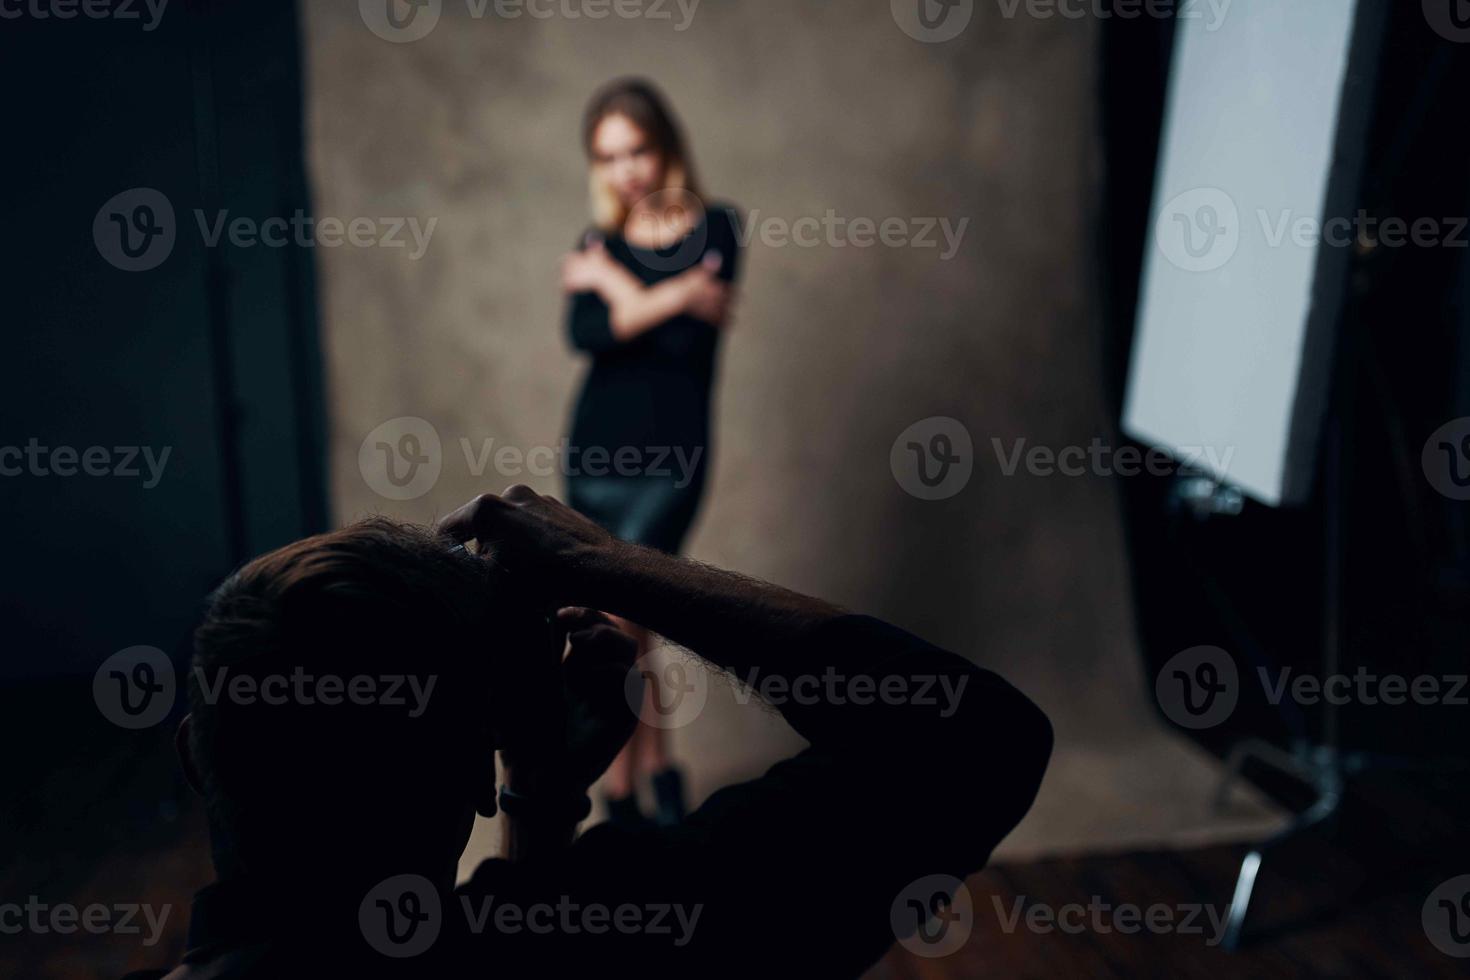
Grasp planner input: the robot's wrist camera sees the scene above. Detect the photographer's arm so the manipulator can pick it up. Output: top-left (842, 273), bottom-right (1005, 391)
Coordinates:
top-left (442, 488), bottom-right (1052, 973)
top-left (439, 487), bottom-right (839, 668)
top-left (438, 486), bottom-right (1049, 789)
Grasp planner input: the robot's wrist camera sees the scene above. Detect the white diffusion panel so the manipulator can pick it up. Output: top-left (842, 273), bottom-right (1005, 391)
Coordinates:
top-left (1122, 0), bottom-right (1361, 506)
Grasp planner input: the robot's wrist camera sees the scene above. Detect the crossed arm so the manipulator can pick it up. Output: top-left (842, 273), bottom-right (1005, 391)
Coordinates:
top-left (562, 241), bottom-right (732, 347)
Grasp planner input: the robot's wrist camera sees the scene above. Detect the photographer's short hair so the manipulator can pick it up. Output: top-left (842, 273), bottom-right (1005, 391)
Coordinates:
top-left (188, 519), bottom-right (503, 876)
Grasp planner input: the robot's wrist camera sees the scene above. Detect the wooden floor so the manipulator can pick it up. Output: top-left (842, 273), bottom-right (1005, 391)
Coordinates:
top-left (8, 811), bottom-right (1462, 978)
top-left (874, 843), bottom-right (1464, 979)
top-left (3, 683), bottom-right (1464, 978)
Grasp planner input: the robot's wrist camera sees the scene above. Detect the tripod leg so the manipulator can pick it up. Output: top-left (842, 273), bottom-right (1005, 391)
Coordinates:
top-left (1219, 782), bottom-right (1342, 951)
top-left (1221, 849), bottom-right (1262, 951)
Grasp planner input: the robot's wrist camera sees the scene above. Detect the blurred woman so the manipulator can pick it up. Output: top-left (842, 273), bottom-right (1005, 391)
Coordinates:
top-left (560, 78), bottom-right (742, 828)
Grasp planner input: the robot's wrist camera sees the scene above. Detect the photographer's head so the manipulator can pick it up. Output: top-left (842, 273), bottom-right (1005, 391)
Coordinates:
top-left (178, 518), bottom-right (538, 890)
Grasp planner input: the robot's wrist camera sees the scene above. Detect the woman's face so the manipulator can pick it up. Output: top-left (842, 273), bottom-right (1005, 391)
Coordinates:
top-left (590, 113), bottom-right (665, 210)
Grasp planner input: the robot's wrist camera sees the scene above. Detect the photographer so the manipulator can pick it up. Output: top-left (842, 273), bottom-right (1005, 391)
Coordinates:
top-left (130, 485), bottom-right (1052, 977)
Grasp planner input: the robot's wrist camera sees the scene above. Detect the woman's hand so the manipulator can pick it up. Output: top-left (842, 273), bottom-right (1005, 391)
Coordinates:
top-left (679, 251), bottom-right (733, 326)
top-left (560, 238), bottom-right (618, 295)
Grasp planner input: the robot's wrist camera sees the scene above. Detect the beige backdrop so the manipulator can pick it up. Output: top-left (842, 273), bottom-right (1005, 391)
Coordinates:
top-left (302, 0), bottom-right (1282, 866)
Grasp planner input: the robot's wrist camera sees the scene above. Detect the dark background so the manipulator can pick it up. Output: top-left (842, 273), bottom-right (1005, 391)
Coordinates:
top-left (0, 0), bottom-right (328, 684)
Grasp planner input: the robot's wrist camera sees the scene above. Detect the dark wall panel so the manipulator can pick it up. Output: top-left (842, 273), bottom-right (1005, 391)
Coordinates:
top-left (1, 0), bottom-right (325, 680)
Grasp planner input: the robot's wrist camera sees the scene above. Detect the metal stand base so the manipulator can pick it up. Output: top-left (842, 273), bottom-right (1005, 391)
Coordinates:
top-left (1214, 739), bottom-right (1466, 950)
top-left (1215, 738), bottom-right (1349, 951)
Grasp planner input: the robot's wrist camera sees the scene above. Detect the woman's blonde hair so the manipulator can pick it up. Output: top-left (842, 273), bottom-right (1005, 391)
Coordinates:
top-left (583, 77), bottom-right (703, 233)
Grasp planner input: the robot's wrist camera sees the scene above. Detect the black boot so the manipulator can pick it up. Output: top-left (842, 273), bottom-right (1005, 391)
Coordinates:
top-left (651, 767), bottom-right (687, 828)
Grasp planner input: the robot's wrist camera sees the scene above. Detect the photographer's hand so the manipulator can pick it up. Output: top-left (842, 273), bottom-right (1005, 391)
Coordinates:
top-left (495, 607), bottom-right (638, 863)
top-left (437, 485), bottom-right (843, 676)
top-left (438, 485), bottom-right (615, 605)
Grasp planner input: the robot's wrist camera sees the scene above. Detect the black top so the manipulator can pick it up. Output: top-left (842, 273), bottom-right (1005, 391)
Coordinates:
top-left (125, 614), bottom-right (1052, 978)
top-left (566, 203), bottom-right (742, 482)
